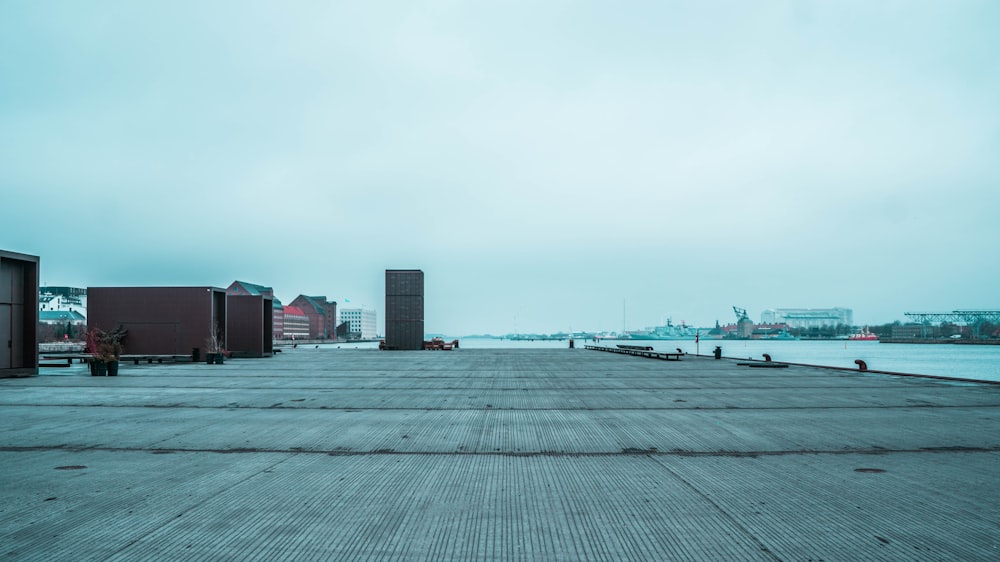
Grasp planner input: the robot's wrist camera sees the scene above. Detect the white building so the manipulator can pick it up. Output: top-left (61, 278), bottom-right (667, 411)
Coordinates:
top-left (339, 308), bottom-right (377, 340)
top-left (39, 287), bottom-right (87, 320)
top-left (760, 307), bottom-right (853, 329)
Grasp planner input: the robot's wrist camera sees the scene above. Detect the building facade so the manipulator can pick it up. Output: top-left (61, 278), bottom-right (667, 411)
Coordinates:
top-left (88, 286), bottom-right (227, 357)
top-left (339, 307), bottom-right (377, 340)
top-left (227, 281), bottom-right (283, 340)
top-left (226, 291), bottom-right (274, 358)
top-left (384, 269), bottom-right (424, 350)
top-left (39, 310), bottom-right (86, 341)
top-left (282, 306), bottom-right (310, 339)
top-left (39, 287), bottom-right (87, 319)
top-left (760, 308), bottom-right (853, 329)
top-left (290, 295), bottom-right (336, 340)
top-left (1, 250), bottom-right (39, 377)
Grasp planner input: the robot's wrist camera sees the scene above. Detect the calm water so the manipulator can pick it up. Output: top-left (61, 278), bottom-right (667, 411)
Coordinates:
top-left (321, 338), bottom-right (1000, 383)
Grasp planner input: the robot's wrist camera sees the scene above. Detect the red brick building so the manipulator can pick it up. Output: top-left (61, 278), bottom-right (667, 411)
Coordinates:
top-left (282, 306), bottom-right (309, 339)
top-left (290, 295), bottom-right (336, 340)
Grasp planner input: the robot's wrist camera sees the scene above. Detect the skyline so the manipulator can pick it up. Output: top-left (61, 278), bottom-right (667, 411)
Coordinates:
top-left (3, 2), bottom-right (999, 336)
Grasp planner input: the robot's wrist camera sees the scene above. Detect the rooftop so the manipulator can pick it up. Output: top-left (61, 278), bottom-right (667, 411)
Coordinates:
top-left (2, 348), bottom-right (998, 559)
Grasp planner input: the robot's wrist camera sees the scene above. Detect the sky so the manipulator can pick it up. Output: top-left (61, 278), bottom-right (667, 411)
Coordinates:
top-left (2, 1), bottom-right (999, 336)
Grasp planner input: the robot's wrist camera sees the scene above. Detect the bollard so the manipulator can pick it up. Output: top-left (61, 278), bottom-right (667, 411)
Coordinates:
top-left (763, 353), bottom-right (771, 362)
top-left (713, 346), bottom-right (722, 360)
top-left (569, 339), bottom-right (575, 349)
top-left (855, 359), bottom-right (868, 372)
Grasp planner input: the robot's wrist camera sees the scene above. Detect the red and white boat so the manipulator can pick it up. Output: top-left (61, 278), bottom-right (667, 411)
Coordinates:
top-left (848, 327), bottom-right (879, 341)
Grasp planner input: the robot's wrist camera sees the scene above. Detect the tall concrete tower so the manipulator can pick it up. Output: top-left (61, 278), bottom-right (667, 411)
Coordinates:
top-left (384, 269), bottom-right (424, 350)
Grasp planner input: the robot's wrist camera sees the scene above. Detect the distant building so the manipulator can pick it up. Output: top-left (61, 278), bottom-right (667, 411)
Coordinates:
top-left (39, 286), bottom-right (87, 319)
top-left (892, 324), bottom-right (930, 338)
top-left (226, 281), bottom-right (284, 339)
top-left (38, 310), bottom-right (86, 341)
top-left (384, 269), bottom-right (424, 350)
top-left (290, 295), bottom-right (337, 339)
top-left (273, 306), bottom-right (284, 340)
top-left (737, 316), bottom-right (755, 338)
top-left (39, 310), bottom-right (87, 324)
top-left (760, 308), bottom-right (853, 329)
top-left (282, 306), bottom-right (310, 339)
top-left (339, 307), bottom-right (377, 340)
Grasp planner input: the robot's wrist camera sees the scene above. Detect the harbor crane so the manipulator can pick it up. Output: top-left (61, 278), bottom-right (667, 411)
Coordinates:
top-left (733, 306), bottom-right (749, 322)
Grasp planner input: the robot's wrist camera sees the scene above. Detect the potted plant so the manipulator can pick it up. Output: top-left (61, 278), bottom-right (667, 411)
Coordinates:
top-left (85, 326), bottom-right (127, 376)
top-left (205, 325), bottom-right (226, 364)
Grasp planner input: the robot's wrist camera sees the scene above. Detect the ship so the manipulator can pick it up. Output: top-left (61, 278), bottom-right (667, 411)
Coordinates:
top-left (626, 320), bottom-right (699, 340)
top-left (848, 327), bottom-right (879, 341)
top-left (761, 328), bottom-right (799, 340)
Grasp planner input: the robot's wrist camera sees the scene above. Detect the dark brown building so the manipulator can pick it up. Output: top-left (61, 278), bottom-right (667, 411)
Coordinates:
top-left (384, 269), bottom-right (424, 350)
top-left (227, 281), bottom-right (284, 340)
top-left (1, 250), bottom-right (39, 377)
top-left (88, 287), bottom-right (227, 357)
top-left (226, 293), bottom-right (274, 358)
top-left (289, 295), bottom-right (336, 340)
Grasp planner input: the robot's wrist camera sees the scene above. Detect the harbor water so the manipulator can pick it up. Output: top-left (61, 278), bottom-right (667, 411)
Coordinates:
top-left (322, 338), bottom-right (1000, 383)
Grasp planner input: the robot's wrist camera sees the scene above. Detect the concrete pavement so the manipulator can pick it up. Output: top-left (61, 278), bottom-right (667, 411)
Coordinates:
top-left (2, 347), bottom-right (998, 560)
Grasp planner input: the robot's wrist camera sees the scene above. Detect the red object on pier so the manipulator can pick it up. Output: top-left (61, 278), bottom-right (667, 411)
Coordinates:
top-left (423, 337), bottom-right (460, 351)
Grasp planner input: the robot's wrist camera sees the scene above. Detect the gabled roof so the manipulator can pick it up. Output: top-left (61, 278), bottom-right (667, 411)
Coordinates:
top-left (294, 295), bottom-right (330, 315)
top-left (283, 305), bottom-right (306, 317)
top-left (230, 281), bottom-right (273, 296)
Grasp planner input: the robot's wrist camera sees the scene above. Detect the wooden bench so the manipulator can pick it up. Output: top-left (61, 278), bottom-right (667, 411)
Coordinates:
top-left (42, 354), bottom-right (189, 366)
top-left (42, 354), bottom-right (91, 365)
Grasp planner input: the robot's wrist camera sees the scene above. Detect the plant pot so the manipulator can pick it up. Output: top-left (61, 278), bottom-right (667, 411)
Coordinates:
top-left (107, 360), bottom-right (119, 376)
top-left (206, 353), bottom-right (216, 365)
top-left (215, 353), bottom-right (224, 365)
top-left (92, 361), bottom-right (108, 376)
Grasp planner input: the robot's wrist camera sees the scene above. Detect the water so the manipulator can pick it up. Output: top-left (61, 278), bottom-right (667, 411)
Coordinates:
top-left (315, 338), bottom-right (1000, 383)
top-left (666, 339), bottom-right (1000, 383)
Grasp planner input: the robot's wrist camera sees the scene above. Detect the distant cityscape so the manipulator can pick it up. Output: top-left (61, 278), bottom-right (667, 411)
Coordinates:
top-left (36, 285), bottom-right (1000, 344)
top-left (38, 283), bottom-right (378, 343)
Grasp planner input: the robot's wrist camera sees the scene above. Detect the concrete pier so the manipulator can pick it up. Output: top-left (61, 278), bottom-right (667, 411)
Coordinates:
top-left (2, 348), bottom-right (998, 560)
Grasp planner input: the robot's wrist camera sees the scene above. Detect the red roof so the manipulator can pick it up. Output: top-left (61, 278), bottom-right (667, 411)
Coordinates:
top-left (283, 305), bottom-right (306, 317)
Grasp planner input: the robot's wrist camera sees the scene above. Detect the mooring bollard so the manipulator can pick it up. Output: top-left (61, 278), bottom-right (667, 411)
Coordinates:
top-left (855, 359), bottom-right (868, 371)
top-left (713, 346), bottom-right (722, 360)
top-left (763, 353), bottom-right (771, 362)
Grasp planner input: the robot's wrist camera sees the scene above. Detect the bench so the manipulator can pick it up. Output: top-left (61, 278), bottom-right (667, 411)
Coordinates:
top-left (42, 354), bottom-right (189, 366)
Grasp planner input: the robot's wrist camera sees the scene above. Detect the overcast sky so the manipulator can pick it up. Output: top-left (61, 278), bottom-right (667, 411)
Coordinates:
top-left (2, 1), bottom-right (998, 336)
